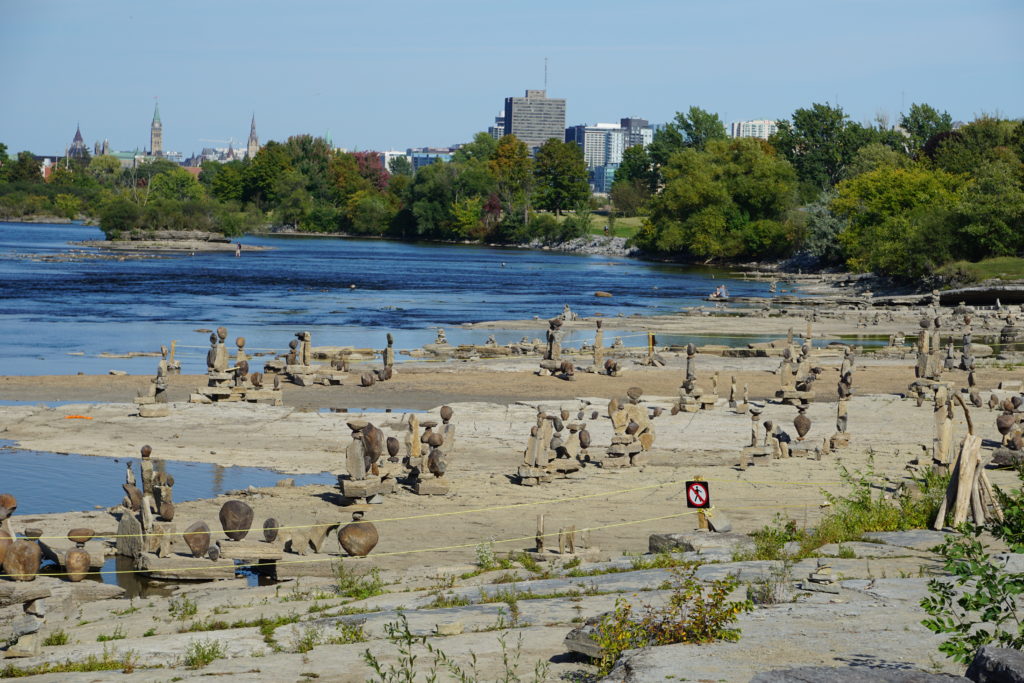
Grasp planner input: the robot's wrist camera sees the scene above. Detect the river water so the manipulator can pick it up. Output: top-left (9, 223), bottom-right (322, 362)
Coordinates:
top-left (0, 221), bottom-right (773, 375)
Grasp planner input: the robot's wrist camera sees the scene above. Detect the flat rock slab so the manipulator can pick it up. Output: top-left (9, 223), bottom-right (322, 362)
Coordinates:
top-left (862, 530), bottom-right (951, 552)
top-left (817, 541), bottom-right (918, 559)
top-left (966, 645), bottom-right (1024, 683)
top-left (649, 531), bottom-right (753, 554)
top-left (750, 667), bottom-right (971, 682)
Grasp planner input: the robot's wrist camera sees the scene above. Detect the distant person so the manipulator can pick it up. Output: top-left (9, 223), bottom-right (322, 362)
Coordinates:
top-left (235, 243), bottom-right (241, 257)
top-left (604, 225), bottom-right (610, 235)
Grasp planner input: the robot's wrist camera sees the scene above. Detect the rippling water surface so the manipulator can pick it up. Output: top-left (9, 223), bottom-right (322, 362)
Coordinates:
top-left (0, 221), bottom-right (772, 374)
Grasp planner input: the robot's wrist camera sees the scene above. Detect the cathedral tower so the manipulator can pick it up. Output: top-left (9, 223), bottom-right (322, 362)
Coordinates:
top-left (150, 100), bottom-right (163, 157)
top-left (246, 114), bottom-right (259, 159)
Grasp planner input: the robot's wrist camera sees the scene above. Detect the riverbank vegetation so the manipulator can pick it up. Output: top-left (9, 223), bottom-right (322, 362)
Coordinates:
top-left (1, 101), bottom-right (1021, 279)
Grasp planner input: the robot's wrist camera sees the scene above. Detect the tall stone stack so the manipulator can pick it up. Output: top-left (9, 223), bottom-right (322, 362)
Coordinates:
top-left (517, 410), bottom-right (558, 485)
top-left (189, 326), bottom-right (282, 405)
top-left (134, 357), bottom-right (171, 417)
top-left (538, 318), bottom-right (574, 380)
top-left (676, 344), bottom-right (716, 412)
top-left (338, 420), bottom-right (396, 503)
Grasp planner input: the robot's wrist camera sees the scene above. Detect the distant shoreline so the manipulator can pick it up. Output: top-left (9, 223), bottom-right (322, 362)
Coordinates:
top-left (72, 239), bottom-right (272, 252)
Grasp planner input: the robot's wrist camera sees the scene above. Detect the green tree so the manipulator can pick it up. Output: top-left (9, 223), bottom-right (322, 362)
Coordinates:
top-left (53, 193), bottom-right (81, 219)
top-left (954, 159), bottom-right (1024, 259)
top-left (9, 151), bottom-right (43, 183)
top-left (243, 141), bottom-right (291, 209)
top-left (345, 190), bottom-right (396, 234)
top-left (149, 167), bottom-right (204, 202)
top-left (771, 103), bottom-right (868, 192)
top-left (616, 145), bottom-right (656, 192)
top-left (900, 103), bottom-right (953, 154)
top-left (533, 139), bottom-right (589, 214)
top-left (929, 117), bottom-right (1022, 176)
top-left (86, 155), bottom-right (122, 186)
top-left (388, 155), bottom-right (413, 177)
top-left (844, 142), bottom-right (912, 178)
top-left (452, 132), bottom-right (498, 163)
top-left (649, 106), bottom-right (728, 170)
top-left (283, 135), bottom-right (334, 202)
top-left (0, 143), bottom-right (9, 182)
top-left (205, 161), bottom-right (246, 203)
top-left (795, 190), bottom-right (847, 265)
top-left (99, 198), bottom-right (142, 237)
top-left (832, 165), bottom-right (964, 277)
top-left (489, 135), bottom-right (533, 228)
top-left (636, 138), bottom-right (798, 259)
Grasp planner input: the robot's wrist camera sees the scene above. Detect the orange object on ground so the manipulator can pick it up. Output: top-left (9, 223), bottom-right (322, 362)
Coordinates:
top-left (64, 415), bottom-right (93, 420)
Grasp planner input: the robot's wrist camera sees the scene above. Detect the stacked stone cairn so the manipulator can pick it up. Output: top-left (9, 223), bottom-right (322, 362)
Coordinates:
top-left (596, 389), bottom-right (656, 468)
top-left (538, 318), bottom-right (575, 381)
top-left (832, 349), bottom-right (854, 449)
top-left (517, 408), bottom-right (586, 485)
top-left (675, 344), bottom-right (716, 412)
top-left (134, 355), bottom-right (171, 417)
top-left (776, 338), bottom-right (818, 406)
top-left (190, 328), bottom-right (283, 404)
top-left (339, 420), bottom-right (397, 503)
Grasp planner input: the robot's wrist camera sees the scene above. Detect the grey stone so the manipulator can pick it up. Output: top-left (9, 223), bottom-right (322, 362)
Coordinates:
top-left (649, 531), bottom-right (752, 555)
top-left (966, 645), bottom-right (1024, 683)
top-left (750, 666), bottom-right (971, 682)
top-left (862, 530), bottom-right (951, 552)
top-left (114, 514), bottom-right (143, 558)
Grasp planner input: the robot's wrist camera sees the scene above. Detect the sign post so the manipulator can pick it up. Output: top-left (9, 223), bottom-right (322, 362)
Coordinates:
top-left (685, 477), bottom-right (710, 530)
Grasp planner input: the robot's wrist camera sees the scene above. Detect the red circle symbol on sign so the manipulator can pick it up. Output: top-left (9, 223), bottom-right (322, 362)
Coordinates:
top-left (686, 482), bottom-right (709, 508)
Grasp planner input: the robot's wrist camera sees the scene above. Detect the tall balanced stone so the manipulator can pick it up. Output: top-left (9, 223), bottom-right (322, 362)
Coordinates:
top-left (183, 521), bottom-right (212, 557)
top-left (115, 513), bottom-right (144, 559)
top-left (64, 548), bottom-right (90, 582)
top-left (219, 500), bottom-right (254, 542)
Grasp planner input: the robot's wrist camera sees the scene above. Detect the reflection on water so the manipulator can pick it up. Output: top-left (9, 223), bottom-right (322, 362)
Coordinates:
top-left (0, 440), bottom-right (333, 516)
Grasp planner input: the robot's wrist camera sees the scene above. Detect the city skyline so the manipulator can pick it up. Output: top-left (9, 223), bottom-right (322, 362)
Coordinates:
top-left (2, 0), bottom-right (1022, 155)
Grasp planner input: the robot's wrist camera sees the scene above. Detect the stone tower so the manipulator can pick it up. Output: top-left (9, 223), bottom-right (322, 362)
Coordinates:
top-left (68, 124), bottom-right (88, 158)
top-left (246, 115), bottom-right (259, 159)
top-left (150, 100), bottom-right (163, 157)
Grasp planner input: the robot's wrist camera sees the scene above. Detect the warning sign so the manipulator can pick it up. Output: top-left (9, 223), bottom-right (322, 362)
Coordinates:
top-left (685, 481), bottom-right (710, 509)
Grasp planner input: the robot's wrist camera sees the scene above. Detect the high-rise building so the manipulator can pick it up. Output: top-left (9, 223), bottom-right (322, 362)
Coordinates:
top-left (565, 123), bottom-right (625, 168)
top-left (729, 119), bottom-right (779, 140)
top-left (488, 113), bottom-right (506, 140)
top-left (619, 117), bottom-right (653, 149)
top-left (68, 124), bottom-right (88, 158)
top-left (150, 101), bottom-right (163, 157)
top-left (503, 89), bottom-right (565, 152)
top-left (247, 115), bottom-right (260, 159)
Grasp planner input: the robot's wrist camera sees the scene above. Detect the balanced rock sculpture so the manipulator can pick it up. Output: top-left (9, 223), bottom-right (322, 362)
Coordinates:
top-left (64, 548), bottom-right (91, 582)
top-left (183, 520), bottom-right (212, 558)
top-left (67, 528), bottom-right (95, 547)
top-left (3, 540), bottom-right (41, 581)
top-left (794, 407), bottom-right (812, 441)
top-left (338, 512), bottom-right (378, 557)
top-left (219, 500), bottom-right (254, 541)
top-left (263, 518), bottom-right (279, 543)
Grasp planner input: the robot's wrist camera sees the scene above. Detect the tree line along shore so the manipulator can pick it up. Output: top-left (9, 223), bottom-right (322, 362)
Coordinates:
top-left (2, 102), bottom-right (1022, 283)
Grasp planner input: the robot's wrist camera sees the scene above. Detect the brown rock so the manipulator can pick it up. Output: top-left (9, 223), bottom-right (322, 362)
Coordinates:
top-left (386, 437), bottom-right (400, 459)
top-left (794, 410), bottom-right (812, 440)
top-left (159, 501), bottom-right (175, 522)
top-left (183, 521), bottom-right (211, 558)
top-left (67, 528), bottom-right (95, 546)
top-left (0, 527), bottom-right (11, 565)
top-left (219, 500), bottom-right (254, 541)
top-left (362, 423), bottom-right (385, 459)
top-left (263, 518), bottom-right (279, 543)
top-left (3, 540), bottom-right (41, 581)
top-left (360, 372), bottom-right (375, 387)
top-left (427, 449), bottom-right (447, 478)
top-left (997, 413), bottom-right (1016, 436)
top-left (626, 421), bottom-right (640, 435)
top-left (122, 484), bottom-right (142, 511)
top-left (440, 405), bottom-right (454, 422)
top-left (579, 429), bottom-right (591, 449)
top-left (627, 386), bottom-right (643, 401)
top-left (338, 521), bottom-right (379, 557)
top-left (64, 548), bottom-right (91, 582)
top-left (0, 493), bottom-right (16, 516)
top-left (427, 432), bottom-right (444, 448)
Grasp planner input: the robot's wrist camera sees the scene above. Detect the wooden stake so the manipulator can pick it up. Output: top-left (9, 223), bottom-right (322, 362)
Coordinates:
top-left (536, 514), bottom-right (545, 553)
top-left (568, 525), bottom-right (576, 554)
top-left (970, 464), bottom-right (985, 524)
top-left (951, 435), bottom-right (981, 526)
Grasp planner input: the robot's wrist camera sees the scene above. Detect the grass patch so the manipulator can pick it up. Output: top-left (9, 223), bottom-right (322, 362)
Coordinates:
top-left (736, 458), bottom-right (949, 561)
top-left (333, 563), bottom-right (385, 601)
top-left (182, 639), bottom-right (225, 669)
top-left (42, 630), bottom-right (69, 646)
top-left (630, 551), bottom-right (697, 571)
top-left (1, 648), bottom-right (141, 677)
top-left (168, 595), bottom-right (198, 621)
top-left (96, 625), bottom-right (126, 642)
top-left (937, 256), bottom-right (1024, 284)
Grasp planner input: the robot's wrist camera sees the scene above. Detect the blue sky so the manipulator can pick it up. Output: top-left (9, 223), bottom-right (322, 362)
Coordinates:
top-left (1, 0), bottom-right (1021, 156)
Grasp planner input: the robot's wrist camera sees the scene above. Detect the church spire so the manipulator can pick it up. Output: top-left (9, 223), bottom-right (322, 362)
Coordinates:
top-left (246, 113), bottom-right (259, 159)
top-left (150, 97), bottom-right (163, 157)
